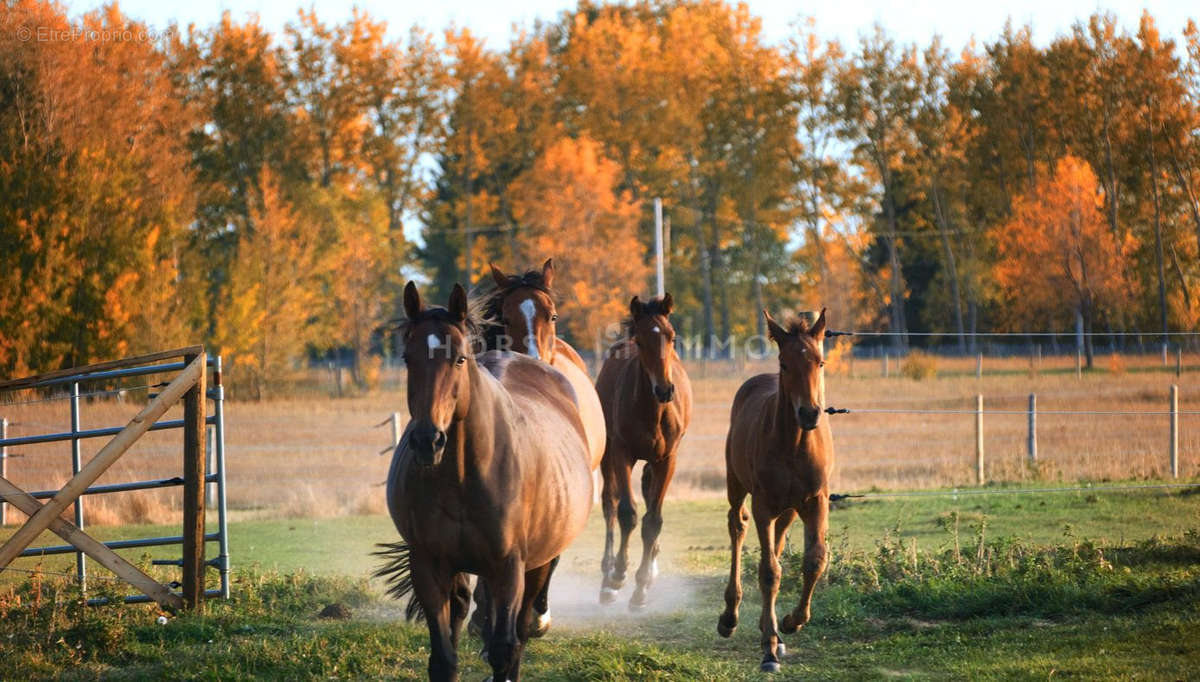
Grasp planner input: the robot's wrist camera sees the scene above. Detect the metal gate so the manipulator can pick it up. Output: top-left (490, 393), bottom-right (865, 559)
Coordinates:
top-left (0, 347), bottom-right (229, 610)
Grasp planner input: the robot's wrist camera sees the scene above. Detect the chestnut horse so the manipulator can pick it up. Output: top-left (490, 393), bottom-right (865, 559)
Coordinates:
top-left (377, 282), bottom-right (593, 682)
top-left (717, 308), bottom-right (833, 673)
top-left (481, 259), bottom-right (605, 469)
top-left (596, 294), bottom-right (692, 608)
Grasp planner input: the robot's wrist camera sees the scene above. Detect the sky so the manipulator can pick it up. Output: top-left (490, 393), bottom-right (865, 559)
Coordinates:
top-left (64, 0), bottom-right (1197, 51)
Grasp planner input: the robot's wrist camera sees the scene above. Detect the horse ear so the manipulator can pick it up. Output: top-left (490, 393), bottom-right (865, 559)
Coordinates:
top-left (490, 262), bottom-right (508, 288)
top-left (448, 283), bottom-right (468, 322)
top-left (661, 292), bottom-right (674, 315)
top-left (541, 258), bottom-right (555, 288)
top-left (810, 307), bottom-right (828, 340)
top-left (629, 295), bottom-right (643, 318)
top-left (764, 309), bottom-right (788, 343)
top-left (404, 281), bottom-right (423, 320)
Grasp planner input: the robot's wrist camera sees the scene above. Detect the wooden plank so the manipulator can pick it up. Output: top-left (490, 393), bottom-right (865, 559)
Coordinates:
top-left (0, 476), bottom-right (183, 612)
top-left (181, 351), bottom-right (207, 609)
top-left (0, 354), bottom-right (204, 569)
top-left (0, 345), bottom-right (204, 391)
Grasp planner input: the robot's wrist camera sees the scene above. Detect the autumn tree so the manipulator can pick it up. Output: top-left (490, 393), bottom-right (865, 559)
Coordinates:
top-left (214, 169), bottom-right (320, 399)
top-left (510, 136), bottom-right (650, 347)
top-left (834, 25), bottom-right (920, 350)
top-left (993, 157), bottom-right (1136, 366)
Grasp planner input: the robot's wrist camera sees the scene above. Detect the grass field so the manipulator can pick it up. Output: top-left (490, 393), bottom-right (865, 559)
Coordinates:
top-left (2, 484), bottom-right (1199, 679)
top-left (1, 351), bottom-right (1198, 678)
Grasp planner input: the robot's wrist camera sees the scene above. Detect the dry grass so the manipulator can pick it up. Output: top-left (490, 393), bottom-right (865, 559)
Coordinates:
top-left (0, 354), bottom-right (1195, 526)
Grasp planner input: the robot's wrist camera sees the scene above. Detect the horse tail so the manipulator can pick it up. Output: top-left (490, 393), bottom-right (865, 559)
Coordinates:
top-left (371, 541), bottom-right (424, 622)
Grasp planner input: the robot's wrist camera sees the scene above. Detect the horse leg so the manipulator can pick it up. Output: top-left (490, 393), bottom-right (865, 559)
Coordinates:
top-left (631, 455), bottom-right (676, 609)
top-left (528, 556), bottom-right (559, 638)
top-left (470, 579), bottom-right (493, 661)
top-left (781, 495), bottom-right (829, 635)
top-left (449, 572), bottom-right (472, 650)
top-left (485, 558), bottom-right (525, 682)
top-left (603, 451), bottom-right (636, 599)
top-left (599, 446), bottom-right (622, 602)
top-left (411, 559), bottom-right (459, 682)
top-left (769, 509), bottom-right (797, 657)
top-left (717, 472), bottom-right (748, 638)
top-left (752, 498), bottom-right (784, 673)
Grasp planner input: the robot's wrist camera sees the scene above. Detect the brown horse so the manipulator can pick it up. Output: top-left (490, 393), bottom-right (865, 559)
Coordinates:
top-left (466, 259), bottom-right (608, 642)
top-left (717, 308), bottom-right (833, 673)
top-left (377, 282), bottom-right (593, 682)
top-left (596, 294), bottom-right (692, 608)
top-left (482, 259), bottom-right (605, 469)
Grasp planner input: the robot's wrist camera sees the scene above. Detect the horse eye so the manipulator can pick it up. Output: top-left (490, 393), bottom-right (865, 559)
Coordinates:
top-left (550, 314), bottom-right (558, 322)
top-left (455, 356), bottom-right (466, 367)
top-left (819, 361), bottom-right (826, 368)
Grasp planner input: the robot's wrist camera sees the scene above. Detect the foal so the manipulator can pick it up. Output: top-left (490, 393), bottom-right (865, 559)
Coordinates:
top-left (718, 309), bottom-right (833, 673)
top-left (596, 294), bottom-right (692, 608)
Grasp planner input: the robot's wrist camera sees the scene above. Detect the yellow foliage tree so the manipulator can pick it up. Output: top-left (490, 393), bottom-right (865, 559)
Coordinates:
top-left (511, 136), bottom-right (650, 349)
top-left (214, 169), bottom-right (320, 398)
top-left (993, 156), bottom-right (1138, 367)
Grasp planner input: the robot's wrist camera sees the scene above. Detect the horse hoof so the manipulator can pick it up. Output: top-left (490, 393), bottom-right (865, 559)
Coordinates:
top-left (599, 587), bottom-right (619, 604)
top-left (717, 615), bottom-right (737, 638)
top-left (628, 597), bottom-right (648, 612)
top-left (776, 642), bottom-right (786, 657)
top-left (760, 660), bottom-right (781, 673)
top-left (530, 610), bottom-right (552, 638)
top-left (780, 614), bottom-right (799, 634)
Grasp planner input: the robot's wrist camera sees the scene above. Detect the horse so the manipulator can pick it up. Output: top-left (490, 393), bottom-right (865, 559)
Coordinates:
top-left (595, 294), bottom-right (692, 609)
top-left (481, 259), bottom-right (605, 469)
top-left (465, 259), bottom-right (607, 641)
top-left (376, 282), bottom-right (593, 682)
top-left (717, 308), bottom-right (833, 673)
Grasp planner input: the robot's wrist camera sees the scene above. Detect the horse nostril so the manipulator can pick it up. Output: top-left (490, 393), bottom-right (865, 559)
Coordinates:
top-left (654, 385), bottom-right (675, 403)
top-left (432, 430), bottom-right (447, 450)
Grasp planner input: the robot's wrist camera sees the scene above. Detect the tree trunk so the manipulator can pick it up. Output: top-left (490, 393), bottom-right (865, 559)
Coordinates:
top-left (1147, 117), bottom-right (1169, 347)
top-left (930, 178), bottom-right (966, 354)
top-left (883, 188), bottom-right (907, 352)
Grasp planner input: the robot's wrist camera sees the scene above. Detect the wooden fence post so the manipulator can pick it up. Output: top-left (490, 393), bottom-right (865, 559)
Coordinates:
top-left (182, 351), bottom-right (208, 610)
top-left (883, 353), bottom-right (889, 378)
top-left (1027, 393), bottom-right (1037, 465)
top-left (1170, 385), bottom-right (1179, 479)
top-left (976, 353), bottom-right (982, 380)
top-left (975, 394), bottom-right (984, 485)
top-left (391, 412), bottom-right (402, 450)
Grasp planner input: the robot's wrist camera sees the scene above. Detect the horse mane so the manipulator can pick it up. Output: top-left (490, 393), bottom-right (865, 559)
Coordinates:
top-left (395, 303), bottom-right (483, 351)
top-left (622, 296), bottom-right (673, 338)
top-left (473, 270), bottom-right (558, 351)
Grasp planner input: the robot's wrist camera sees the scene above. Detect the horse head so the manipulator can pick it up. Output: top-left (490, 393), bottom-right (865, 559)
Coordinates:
top-left (628, 293), bottom-right (679, 403)
top-left (489, 259), bottom-right (558, 362)
top-left (401, 281), bottom-right (474, 466)
top-left (764, 307), bottom-right (827, 431)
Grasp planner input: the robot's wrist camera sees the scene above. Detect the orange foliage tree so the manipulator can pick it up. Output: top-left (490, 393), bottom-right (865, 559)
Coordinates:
top-left (510, 136), bottom-right (650, 350)
top-left (993, 156), bottom-right (1137, 366)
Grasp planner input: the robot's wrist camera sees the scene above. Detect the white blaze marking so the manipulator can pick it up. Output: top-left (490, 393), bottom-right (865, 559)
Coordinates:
top-left (652, 325), bottom-right (660, 333)
top-left (520, 298), bottom-right (540, 360)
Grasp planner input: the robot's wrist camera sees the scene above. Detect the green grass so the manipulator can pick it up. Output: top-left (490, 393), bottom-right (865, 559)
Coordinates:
top-left (2, 482), bottom-right (1199, 679)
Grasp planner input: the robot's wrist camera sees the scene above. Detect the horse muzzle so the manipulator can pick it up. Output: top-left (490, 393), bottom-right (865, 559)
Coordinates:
top-left (410, 426), bottom-right (447, 465)
top-left (796, 406), bottom-right (820, 431)
top-left (653, 383), bottom-right (675, 403)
